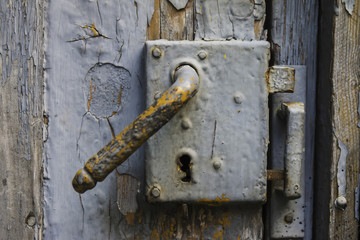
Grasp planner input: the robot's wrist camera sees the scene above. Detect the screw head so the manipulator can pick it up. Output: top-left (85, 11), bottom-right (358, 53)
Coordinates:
top-left (152, 48), bottom-right (162, 58)
top-left (198, 51), bottom-right (207, 60)
top-left (181, 118), bottom-right (192, 130)
top-left (233, 92), bottom-right (245, 104)
top-left (335, 196), bottom-right (347, 209)
top-left (284, 213), bottom-right (293, 224)
top-left (151, 187), bottom-right (161, 198)
top-left (26, 215), bottom-right (36, 227)
top-left (213, 160), bottom-right (222, 170)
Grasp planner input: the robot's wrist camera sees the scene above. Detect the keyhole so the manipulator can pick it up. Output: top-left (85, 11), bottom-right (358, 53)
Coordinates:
top-left (178, 154), bottom-right (192, 182)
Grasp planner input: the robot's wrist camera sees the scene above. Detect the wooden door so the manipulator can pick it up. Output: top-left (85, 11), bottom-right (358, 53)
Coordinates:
top-left (1, 0), bottom-right (359, 239)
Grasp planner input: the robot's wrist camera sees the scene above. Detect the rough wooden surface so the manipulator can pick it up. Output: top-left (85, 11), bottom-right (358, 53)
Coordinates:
top-left (268, 1), bottom-right (318, 239)
top-left (0, 0), bottom-right (44, 239)
top-left (315, 0), bottom-right (360, 239)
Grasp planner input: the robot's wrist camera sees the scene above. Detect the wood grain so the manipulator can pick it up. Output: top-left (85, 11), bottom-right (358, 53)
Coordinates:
top-left (329, 0), bottom-right (360, 238)
top-left (316, 0), bottom-right (360, 238)
top-left (0, 0), bottom-right (44, 239)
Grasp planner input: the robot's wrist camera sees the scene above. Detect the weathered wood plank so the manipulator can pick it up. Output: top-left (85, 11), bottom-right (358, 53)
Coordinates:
top-left (0, 0), bottom-right (45, 239)
top-left (315, 0), bottom-right (360, 238)
top-left (268, 1), bottom-right (318, 238)
top-left (160, 0), bottom-right (194, 40)
top-left (195, 0), bottom-right (266, 40)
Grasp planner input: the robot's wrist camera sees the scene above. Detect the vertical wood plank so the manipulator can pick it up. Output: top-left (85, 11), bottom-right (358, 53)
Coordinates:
top-left (160, 0), bottom-right (194, 40)
top-left (316, 0), bottom-right (360, 238)
top-left (0, 1), bottom-right (44, 239)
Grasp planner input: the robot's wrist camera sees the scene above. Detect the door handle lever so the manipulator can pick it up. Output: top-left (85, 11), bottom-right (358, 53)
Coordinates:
top-left (72, 65), bottom-right (200, 193)
top-left (279, 102), bottom-right (305, 199)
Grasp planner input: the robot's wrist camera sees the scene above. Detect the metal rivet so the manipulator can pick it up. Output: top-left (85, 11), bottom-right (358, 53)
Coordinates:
top-left (152, 48), bottom-right (162, 58)
top-left (213, 160), bottom-right (222, 170)
top-left (198, 51), bottom-right (207, 60)
top-left (151, 187), bottom-right (161, 198)
top-left (335, 196), bottom-right (347, 209)
top-left (233, 92), bottom-right (245, 104)
top-left (284, 213), bottom-right (293, 224)
top-left (26, 215), bottom-right (36, 227)
top-left (181, 118), bottom-right (192, 130)
top-left (154, 91), bottom-right (161, 100)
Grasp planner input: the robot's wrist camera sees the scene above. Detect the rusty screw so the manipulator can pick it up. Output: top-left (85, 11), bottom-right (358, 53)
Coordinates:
top-left (152, 48), bottom-right (162, 58)
top-left (151, 187), bottom-right (161, 198)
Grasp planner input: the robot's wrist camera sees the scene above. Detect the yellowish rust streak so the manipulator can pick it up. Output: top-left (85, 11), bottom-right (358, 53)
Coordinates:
top-left (82, 23), bottom-right (100, 37)
top-left (87, 78), bottom-right (94, 111)
top-left (213, 228), bottom-right (224, 240)
top-left (196, 194), bottom-right (230, 206)
top-left (117, 86), bottom-right (124, 104)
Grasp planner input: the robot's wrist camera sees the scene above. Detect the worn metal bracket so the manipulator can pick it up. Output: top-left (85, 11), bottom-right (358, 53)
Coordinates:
top-left (145, 40), bottom-right (270, 203)
top-left (269, 66), bottom-right (306, 239)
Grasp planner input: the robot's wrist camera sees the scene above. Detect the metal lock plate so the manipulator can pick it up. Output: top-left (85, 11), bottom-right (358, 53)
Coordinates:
top-left (145, 40), bottom-right (270, 203)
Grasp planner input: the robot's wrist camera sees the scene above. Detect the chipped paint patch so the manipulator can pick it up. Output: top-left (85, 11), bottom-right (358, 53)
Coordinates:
top-left (337, 138), bottom-right (348, 197)
top-left (83, 63), bottom-right (131, 118)
top-left (341, 0), bottom-right (355, 15)
top-left (168, 0), bottom-right (189, 10)
top-left (355, 174), bottom-right (360, 220)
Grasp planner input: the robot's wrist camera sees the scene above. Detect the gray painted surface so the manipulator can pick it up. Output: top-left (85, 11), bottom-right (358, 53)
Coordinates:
top-left (145, 40), bottom-right (269, 203)
top-left (43, 0), bottom-right (153, 238)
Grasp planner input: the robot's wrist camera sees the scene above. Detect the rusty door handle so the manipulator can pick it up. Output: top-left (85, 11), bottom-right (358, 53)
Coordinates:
top-left (72, 65), bottom-right (200, 193)
top-left (280, 102), bottom-right (305, 199)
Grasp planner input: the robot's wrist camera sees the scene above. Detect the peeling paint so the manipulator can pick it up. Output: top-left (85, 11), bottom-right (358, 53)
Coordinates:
top-left (355, 174), bottom-right (360, 220)
top-left (168, 0), bottom-right (189, 10)
top-left (195, 0), bottom-right (256, 40)
top-left (336, 137), bottom-right (348, 197)
top-left (83, 63), bottom-right (131, 118)
top-left (341, 0), bottom-right (355, 15)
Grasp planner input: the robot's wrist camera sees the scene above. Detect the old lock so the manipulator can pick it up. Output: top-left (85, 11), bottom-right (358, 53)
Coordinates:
top-left (73, 40), bottom-right (305, 205)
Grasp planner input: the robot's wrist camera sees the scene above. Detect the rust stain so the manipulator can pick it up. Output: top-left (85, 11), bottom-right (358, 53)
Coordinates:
top-left (125, 212), bottom-right (136, 225)
top-left (196, 194), bottom-right (230, 206)
top-left (213, 228), bottom-right (224, 240)
top-left (87, 78), bottom-right (94, 111)
top-left (150, 229), bottom-right (160, 240)
top-left (117, 86), bottom-right (124, 104)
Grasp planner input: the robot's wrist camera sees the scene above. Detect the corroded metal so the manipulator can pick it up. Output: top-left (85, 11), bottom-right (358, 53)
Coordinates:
top-left (72, 65), bottom-right (200, 193)
top-left (267, 66), bottom-right (295, 93)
